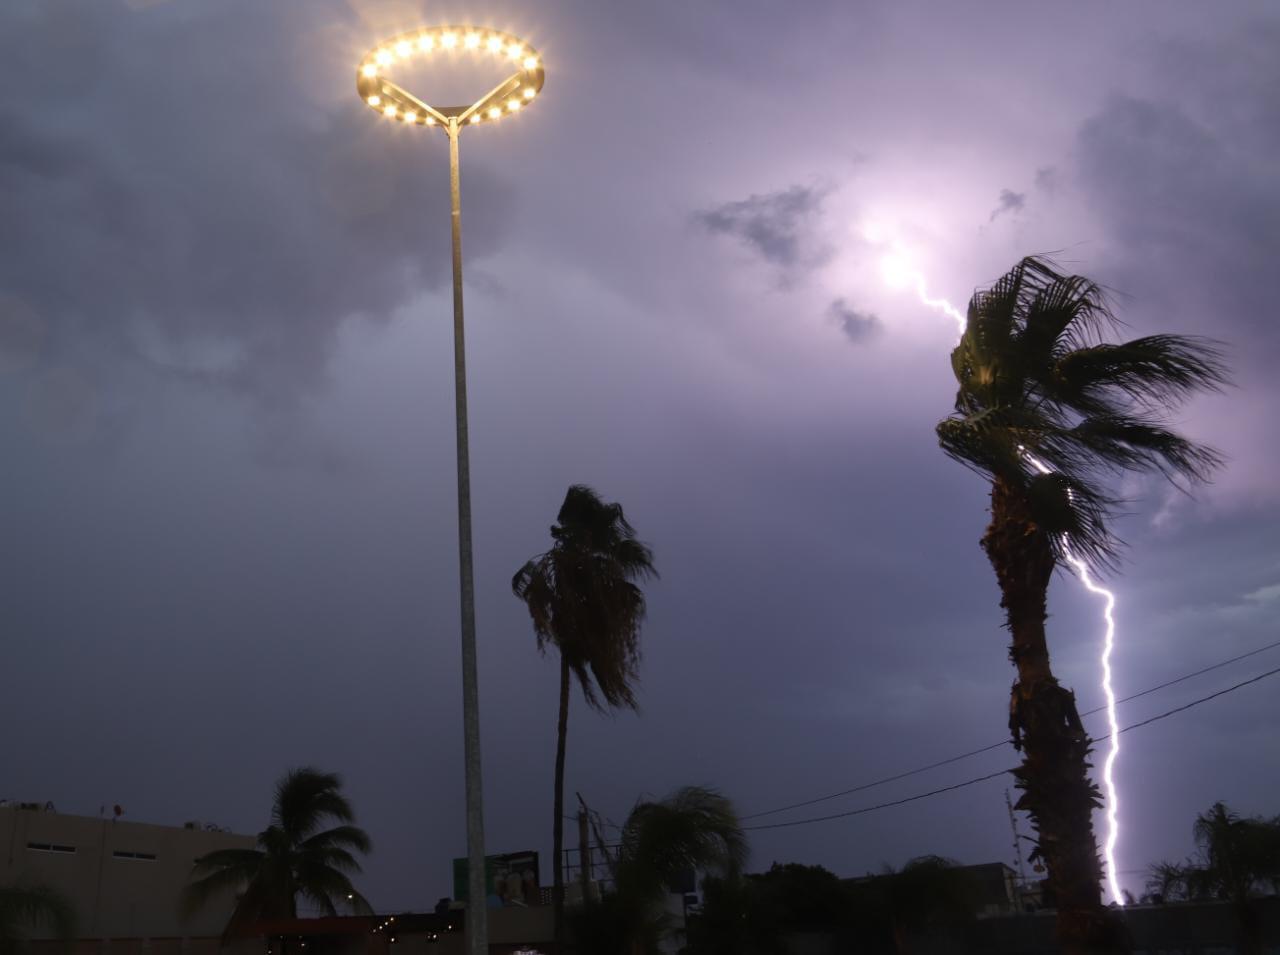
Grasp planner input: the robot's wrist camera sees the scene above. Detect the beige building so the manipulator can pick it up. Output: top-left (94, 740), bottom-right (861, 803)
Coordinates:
top-left (1, 803), bottom-right (254, 939)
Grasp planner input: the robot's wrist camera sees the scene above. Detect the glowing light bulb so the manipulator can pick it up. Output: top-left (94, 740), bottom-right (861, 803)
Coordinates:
top-left (418, 34), bottom-right (435, 51)
top-left (375, 49), bottom-right (392, 66)
top-left (404, 110), bottom-right (417, 123)
top-left (383, 105), bottom-right (397, 118)
top-left (441, 32), bottom-right (458, 48)
top-left (486, 36), bottom-right (504, 53)
top-left (507, 99), bottom-right (521, 111)
top-left (522, 87), bottom-right (536, 99)
top-left (360, 64), bottom-right (377, 78)
top-left (425, 115), bottom-right (436, 125)
top-left (366, 94), bottom-right (381, 106)
top-left (469, 115), bottom-right (481, 124)
top-left (464, 33), bottom-right (481, 49)
top-left (522, 56), bottom-right (539, 70)
top-left (507, 43), bottom-right (524, 60)
top-left (488, 106), bottom-right (501, 119)
top-left (395, 40), bottom-right (411, 58)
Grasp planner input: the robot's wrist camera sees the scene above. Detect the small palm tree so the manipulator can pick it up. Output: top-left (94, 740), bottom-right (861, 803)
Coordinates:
top-left (0, 882), bottom-right (76, 954)
top-left (1149, 802), bottom-right (1280, 955)
top-left (936, 256), bottom-right (1227, 954)
top-left (183, 768), bottom-right (373, 938)
top-left (575, 786), bottom-right (746, 955)
top-left (862, 856), bottom-right (976, 955)
top-left (512, 484), bottom-right (657, 946)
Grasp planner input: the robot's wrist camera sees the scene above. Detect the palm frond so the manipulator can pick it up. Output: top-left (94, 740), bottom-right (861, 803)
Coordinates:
top-left (300, 846), bottom-right (363, 875)
top-left (300, 825), bottom-right (372, 856)
top-left (939, 255), bottom-right (1229, 570)
top-left (182, 862), bottom-right (258, 918)
top-left (1049, 336), bottom-right (1228, 415)
top-left (273, 768), bottom-right (355, 839)
top-left (0, 883), bottom-right (77, 944)
top-left (617, 786), bottom-right (746, 903)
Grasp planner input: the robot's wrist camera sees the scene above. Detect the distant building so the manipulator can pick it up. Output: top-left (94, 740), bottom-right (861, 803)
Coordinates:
top-left (954, 862), bottom-right (1020, 916)
top-left (0, 802), bottom-right (254, 939)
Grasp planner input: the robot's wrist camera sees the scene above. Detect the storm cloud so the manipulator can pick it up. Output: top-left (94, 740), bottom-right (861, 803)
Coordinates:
top-left (0, 2), bottom-right (512, 408)
top-left (2, 0), bottom-right (1278, 914)
top-left (695, 184), bottom-right (834, 274)
top-left (828, 298), bottom-right (882, 344)
top-left (988, 188), bottom-right (1026, 222)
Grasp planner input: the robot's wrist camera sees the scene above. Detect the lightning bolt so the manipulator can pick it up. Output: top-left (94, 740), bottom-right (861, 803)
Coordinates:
top-left (871, 239), bottom-right (1126, 905)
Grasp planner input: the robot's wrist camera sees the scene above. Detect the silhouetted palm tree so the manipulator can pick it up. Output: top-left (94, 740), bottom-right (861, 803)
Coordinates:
top-left (936, 256), bottom-right (1227, 954)
top-left (851, 856), bottom-right (976, 955)
top-left (1147, 802), bottom-right (1280, 955)
top-left (183, 768), bottom-right (373, 938)
top-left (0, 882), bottom-right (75, 954)
top-left (575, 786), bottom-right (746, 955)
top-left (512, 484), bottom-right (656, 946)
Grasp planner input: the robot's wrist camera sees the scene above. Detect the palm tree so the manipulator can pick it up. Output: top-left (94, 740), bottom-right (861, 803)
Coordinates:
top-left (936, 256), bottom-right (1227, 953)
top-left (852, 856), bottom-right (977, 955)
top-left (0, 883), bottom-right (75, 955)
top-left (512, 484), bottom-right (657, 946)
top-left (575, 786), bottom-right (746, 955)
top-left (1147, 802), bottom-right (1280, 954)
top-left (183, 768), bottom-right (373, 939)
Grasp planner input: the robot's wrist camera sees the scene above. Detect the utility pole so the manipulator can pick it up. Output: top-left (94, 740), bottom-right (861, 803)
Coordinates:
top-left (577, 809), bottom-right (592, 903)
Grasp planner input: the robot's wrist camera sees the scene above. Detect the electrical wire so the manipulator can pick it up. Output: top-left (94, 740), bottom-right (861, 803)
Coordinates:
top-left (740, 639), bottom-right (1280, 821)
top-left (740, 663), bottom-right (1280, 832)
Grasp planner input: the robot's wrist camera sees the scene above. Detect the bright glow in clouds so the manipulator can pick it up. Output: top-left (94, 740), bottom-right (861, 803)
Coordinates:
top-left (871, 238), bottom-right (1125, 905)
top-left (862, 228), bottom-right (967, 334)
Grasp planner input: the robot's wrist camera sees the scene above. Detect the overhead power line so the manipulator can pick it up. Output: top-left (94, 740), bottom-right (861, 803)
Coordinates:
top-left (741, 638), bottom-right (1280, 822)
top-left (740, 663), bottom-right (1280, 833)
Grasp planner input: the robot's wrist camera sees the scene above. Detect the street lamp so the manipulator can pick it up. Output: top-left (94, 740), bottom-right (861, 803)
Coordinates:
top-left (356, 26), bottom-right (546, 955)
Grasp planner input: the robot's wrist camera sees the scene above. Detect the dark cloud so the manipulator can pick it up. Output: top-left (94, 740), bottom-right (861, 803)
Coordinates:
top-left (828, 298), bottom-right (881, 344)
top-left (2, 0), bottom-right (1278, 915)
top-left (988, 187), bottom-right (1026, 222)
top-left (1034, 166), bottom-right (1058, 193)
top-left (1076, 91), bottom-right (1280, 354)
top-left (0, 1), bottom-right (513, 408)
top-left (695, 184), bottom-right (833, 273)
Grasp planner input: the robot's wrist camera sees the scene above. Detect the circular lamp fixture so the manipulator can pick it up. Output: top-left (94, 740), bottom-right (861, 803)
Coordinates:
top-left (356, 26), bottom-right (545, 128)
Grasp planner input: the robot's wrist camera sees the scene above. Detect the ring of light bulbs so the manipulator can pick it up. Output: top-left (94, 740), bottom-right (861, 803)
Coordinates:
top-left (356, 26), bottom-right (544, 129)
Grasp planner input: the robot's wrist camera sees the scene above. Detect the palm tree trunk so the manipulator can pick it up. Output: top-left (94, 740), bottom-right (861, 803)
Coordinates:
top-left (983, 479), bottom-right (1127, 955)
top-left (553, 654), bottom-right (570, 951)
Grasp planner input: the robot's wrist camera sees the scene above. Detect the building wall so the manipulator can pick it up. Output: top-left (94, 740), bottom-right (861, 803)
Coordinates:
top-left (1, 806), bottom-right (255, 939)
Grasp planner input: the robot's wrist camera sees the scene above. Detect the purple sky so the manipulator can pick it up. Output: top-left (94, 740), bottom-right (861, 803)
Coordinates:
top-left (3, 0), bottom-right (1278, 910)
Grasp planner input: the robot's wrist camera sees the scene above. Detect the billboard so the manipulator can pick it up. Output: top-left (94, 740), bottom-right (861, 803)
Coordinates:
top-left (452, 851), bottom-right (541, 907)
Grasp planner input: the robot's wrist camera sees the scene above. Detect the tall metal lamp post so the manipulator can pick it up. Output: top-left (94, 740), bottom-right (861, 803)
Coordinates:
top-left (356, 27), bottom-right (546, 955)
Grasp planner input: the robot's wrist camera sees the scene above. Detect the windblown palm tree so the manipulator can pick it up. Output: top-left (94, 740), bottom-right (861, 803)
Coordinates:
top-left (0, 882), bottom-right (75, 955)
top-left (575, 786), bottom-right (746, 955)
top-left (512, 484), bottom-right (657, 946)
top-left (183, 768), bottom-right (373, 938)
top-left (1147, 802), bottom-right (1280, 954)
top-left (936, 256), bottom-right (1227, 953)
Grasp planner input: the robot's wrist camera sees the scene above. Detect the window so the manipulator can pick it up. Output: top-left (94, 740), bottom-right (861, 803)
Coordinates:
top-left (26, 842), bottom-right (76, 854)
top-left (112, 850), bottom-right (157, 861)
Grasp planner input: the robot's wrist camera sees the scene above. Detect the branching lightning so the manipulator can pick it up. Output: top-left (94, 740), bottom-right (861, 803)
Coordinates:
top-left (871, 239), bottom-right (1126, 905)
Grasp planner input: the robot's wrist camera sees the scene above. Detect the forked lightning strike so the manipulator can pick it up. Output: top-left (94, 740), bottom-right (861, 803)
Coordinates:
top-left (872, 240), bottom-right (1126, 905)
